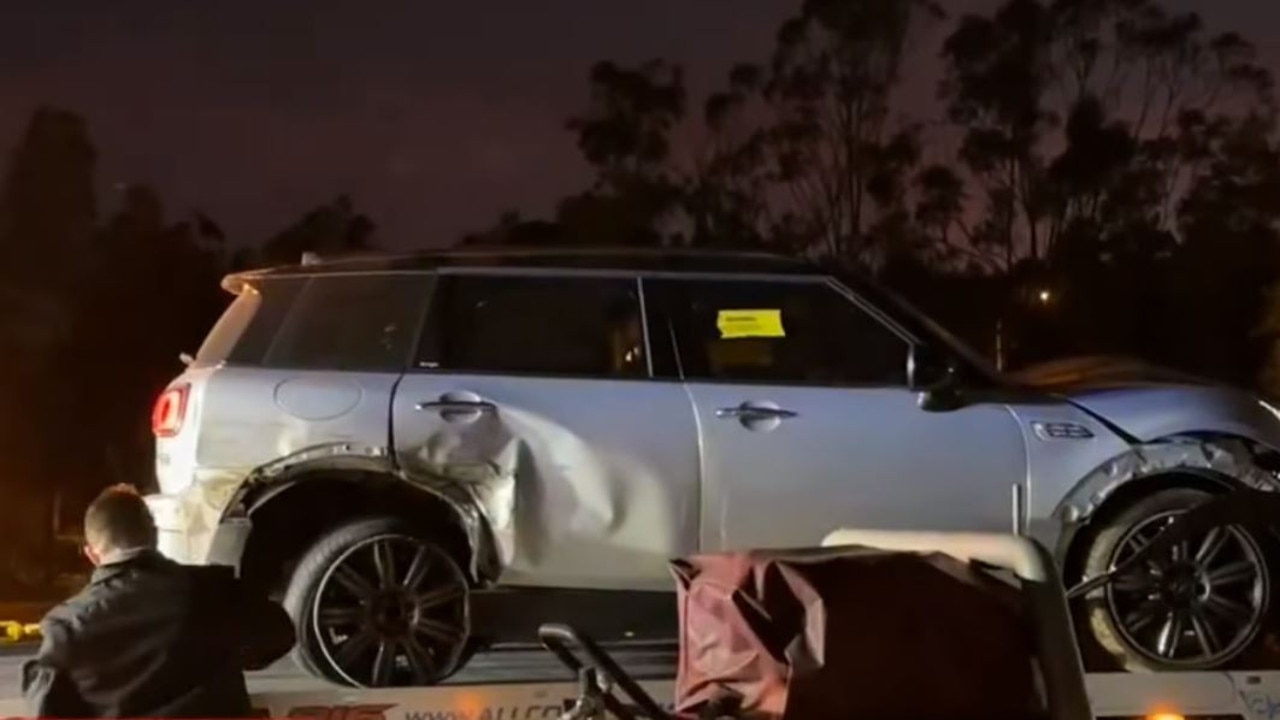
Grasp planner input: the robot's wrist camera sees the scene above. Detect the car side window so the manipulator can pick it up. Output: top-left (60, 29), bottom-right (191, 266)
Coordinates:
top-left (416, 274), bottom-right (648, 378)
top-left (655, 278), bottom-right (909, 386)
top-left (261, 273), bottom-right (434, 372)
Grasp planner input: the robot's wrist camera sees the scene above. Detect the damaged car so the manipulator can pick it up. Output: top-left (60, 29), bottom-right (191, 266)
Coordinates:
top-left (144, 247), bottom-right (1280, 687)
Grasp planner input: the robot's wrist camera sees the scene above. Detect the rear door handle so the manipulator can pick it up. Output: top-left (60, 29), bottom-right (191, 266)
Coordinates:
top-left (715, 405), bottom-right (798, 420)
top-left (415, 399), bottom-right (496, 413)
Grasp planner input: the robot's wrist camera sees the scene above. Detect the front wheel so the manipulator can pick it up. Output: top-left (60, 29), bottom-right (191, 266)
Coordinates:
top-left (1079, 487), bottom-right (1272, 672)
top-left (283, 517), bottom-right (471, 687)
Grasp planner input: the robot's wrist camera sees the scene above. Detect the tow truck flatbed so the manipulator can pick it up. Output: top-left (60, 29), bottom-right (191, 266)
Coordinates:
top-left (9, 671), bottom-right (1270, 719)
top-left (277, 670), bottom-right (1280, 720)
top-left (239, 671), bottom-right (1280, 720)
top-left (3, 665), bottom-right (1279, 719)
top-left (5, 623), bottom-right (1273, 718)
top-left (0, 644), bottom-right (679, 717)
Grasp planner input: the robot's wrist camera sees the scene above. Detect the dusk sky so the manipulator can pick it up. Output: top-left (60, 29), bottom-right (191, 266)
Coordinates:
top-left (0, 1), bottom-right (1275, 251)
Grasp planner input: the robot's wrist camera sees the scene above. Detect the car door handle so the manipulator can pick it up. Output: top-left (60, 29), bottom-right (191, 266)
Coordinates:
top-left (416, 399), bottom-right (496, 413)
top-left (716, 405), bottom-right (798, 420)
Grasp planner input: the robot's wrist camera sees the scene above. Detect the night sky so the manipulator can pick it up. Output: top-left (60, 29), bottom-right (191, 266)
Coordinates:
top-left (0, 1), bottom-right (1274, 251)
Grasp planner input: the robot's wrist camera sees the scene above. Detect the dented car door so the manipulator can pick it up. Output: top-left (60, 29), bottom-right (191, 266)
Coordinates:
top-left (390, 270), bottom-right (700, 590)
top-left (645, 275), bottom-right (1029, 552)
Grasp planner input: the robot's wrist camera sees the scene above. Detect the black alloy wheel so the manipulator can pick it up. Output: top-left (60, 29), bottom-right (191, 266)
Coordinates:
top-left (1104, 508), bottom-right (1269, 668)
top-left (310, 532), bottom-right (470, 687)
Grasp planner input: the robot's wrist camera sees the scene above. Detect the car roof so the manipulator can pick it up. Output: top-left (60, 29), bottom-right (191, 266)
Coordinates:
top-left (227, 246), bottom-right (825, 283)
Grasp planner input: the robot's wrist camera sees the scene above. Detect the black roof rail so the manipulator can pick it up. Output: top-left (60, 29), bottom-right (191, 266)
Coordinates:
top-left (226, 245), bottom-right (825, 282)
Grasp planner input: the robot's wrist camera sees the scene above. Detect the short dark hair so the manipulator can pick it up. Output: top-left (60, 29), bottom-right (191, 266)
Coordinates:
top-left (84, 484), bottom-right (157, 552)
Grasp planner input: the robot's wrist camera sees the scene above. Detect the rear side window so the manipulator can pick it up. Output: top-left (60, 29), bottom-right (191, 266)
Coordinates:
top-left (416, 274), bottom-right (648, 378)
top-left (193, 277), bottom-right (306, 368)
top-left (262, 273), bottom-right (434, 372)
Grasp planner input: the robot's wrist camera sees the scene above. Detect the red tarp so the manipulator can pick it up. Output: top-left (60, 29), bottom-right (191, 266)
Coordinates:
top-left (671, 546), bottom-right (1042, 720)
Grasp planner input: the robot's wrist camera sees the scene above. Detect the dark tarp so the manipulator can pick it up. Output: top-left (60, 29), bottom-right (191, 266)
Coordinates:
top-left (671, 545), bottom-right (1042, 720)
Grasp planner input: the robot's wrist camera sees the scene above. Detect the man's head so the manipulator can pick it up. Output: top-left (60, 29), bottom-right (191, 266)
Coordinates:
top-left (83, 484), bottom-right (157, 566)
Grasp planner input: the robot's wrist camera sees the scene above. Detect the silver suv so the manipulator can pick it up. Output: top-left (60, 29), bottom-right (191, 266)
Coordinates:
top-left (146, 247), bottom-right (1280, 687)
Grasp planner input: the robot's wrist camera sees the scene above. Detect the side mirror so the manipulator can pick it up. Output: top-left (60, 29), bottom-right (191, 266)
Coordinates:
top-left (907, 344), bottom-right (954, 392)
top-left (908, 345), bottom-right (962, 411)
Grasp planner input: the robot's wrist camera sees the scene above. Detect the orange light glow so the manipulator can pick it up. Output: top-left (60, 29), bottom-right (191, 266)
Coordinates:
top-left (454, 692), bottom-right (487, 718)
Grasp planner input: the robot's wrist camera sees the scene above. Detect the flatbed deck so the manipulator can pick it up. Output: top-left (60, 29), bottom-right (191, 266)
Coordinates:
top-left (3, 648), bottom-right (1275, 719)
top-left (242, 669), bottom-right (1280, 720)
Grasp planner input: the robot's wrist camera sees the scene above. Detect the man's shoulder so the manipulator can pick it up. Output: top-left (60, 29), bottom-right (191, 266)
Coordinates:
top-left (41, 575), bottom-right (125, 641)
top-left (36, 590), bottom-right (97, 661)
top-left (45, 558), bottom-right (242, 618)
top-left (46, 554), bottom-right (218, 617)
top-left (42, 582), bottom-right (104, 628)
top-left (38, 599), bottom-right (79, 639)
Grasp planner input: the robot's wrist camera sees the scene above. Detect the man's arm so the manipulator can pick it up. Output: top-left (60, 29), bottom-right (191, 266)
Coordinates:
top-left (234, 581), bottom-right (296, 671)
top-left (23, 617), bottom-right (91, 718)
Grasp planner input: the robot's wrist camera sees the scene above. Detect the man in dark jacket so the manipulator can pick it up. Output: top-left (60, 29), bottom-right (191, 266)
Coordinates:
top-left (22, 483), bottom-right (296, 718)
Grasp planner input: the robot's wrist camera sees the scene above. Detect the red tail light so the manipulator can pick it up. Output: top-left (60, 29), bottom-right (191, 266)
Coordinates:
top-left (152, 383), bottom-right (190, 438)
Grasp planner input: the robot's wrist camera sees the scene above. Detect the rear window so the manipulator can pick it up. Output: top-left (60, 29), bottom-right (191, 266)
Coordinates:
top-left (193, 272), bottom-right (434, 372)
top-left (261, 272), bottom-right (434, 372)
top-left (192, 277), bottom-right (305, 368)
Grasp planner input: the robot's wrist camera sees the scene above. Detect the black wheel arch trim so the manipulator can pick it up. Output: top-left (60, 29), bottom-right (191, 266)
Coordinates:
top-left (210, 442), bottom-right (502, 582)
top-left (1053, 435), bottom-right (1278, 566)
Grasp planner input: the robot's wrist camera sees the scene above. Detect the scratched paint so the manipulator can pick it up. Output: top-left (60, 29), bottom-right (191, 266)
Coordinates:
top-left (1241, 687), bottom-right (1280, 720)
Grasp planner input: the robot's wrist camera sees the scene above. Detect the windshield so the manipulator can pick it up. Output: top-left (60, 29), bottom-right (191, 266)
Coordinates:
top-left (834, 270), bottom-right (1004, 384)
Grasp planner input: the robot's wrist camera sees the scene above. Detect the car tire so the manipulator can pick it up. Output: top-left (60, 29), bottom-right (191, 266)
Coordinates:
top-left (282, 516), bottom-right (471, 687)
top-left (281, 562), bottom-right (344, 685)
top-left (1079, 487), bottom-right (1273, 672)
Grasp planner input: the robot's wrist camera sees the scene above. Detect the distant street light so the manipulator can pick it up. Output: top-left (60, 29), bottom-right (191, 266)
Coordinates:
top-left (1037, 289), bottom-right (1052, 304)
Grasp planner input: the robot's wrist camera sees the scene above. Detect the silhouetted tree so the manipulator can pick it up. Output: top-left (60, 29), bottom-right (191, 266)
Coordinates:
top-left (935, 0), bottom-right (1277, 368)
top-left (686, 64), bottom-right (773, 248)
top-left (0, 108), bottom-right (99, 577)
top-left (0, 107), bottom-right (97, 361)
top-left (259, 195), bottom-right (376, 265)
top-left (460, 211), bottom-right (563, 246)
top-left (940, 0), bottom-right (1273, 267)
top-left (757, 0), bottom-right (944, 263)
top-left (674, 0), bottom-right (947, 259)
top-left (561, 60), bottom-right (688, 245)
top-left (940, 0), bottom-right (1053, 272)
top-left (466, 0), bottom-right (1280, 389)
top-left (0, 109), bottom-right (243, 592)
top-left (484, 1), bottom-right (947, 261)
top-left (1181, 115), bottom-right (1280, 390)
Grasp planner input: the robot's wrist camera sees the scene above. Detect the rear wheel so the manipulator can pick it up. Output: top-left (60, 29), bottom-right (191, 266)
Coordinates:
top-left (283, 516), bottom-right (471, 687)
top-left (1079, 487), bottom-right (1271, 671)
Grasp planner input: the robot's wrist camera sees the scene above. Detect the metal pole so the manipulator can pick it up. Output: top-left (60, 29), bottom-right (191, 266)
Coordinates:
top-left (995, 318), bottom-right (1005, 372)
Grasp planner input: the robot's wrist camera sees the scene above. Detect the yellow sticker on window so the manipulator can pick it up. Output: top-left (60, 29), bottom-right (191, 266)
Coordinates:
top-left (716, 309), bottom-right (785, 339)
